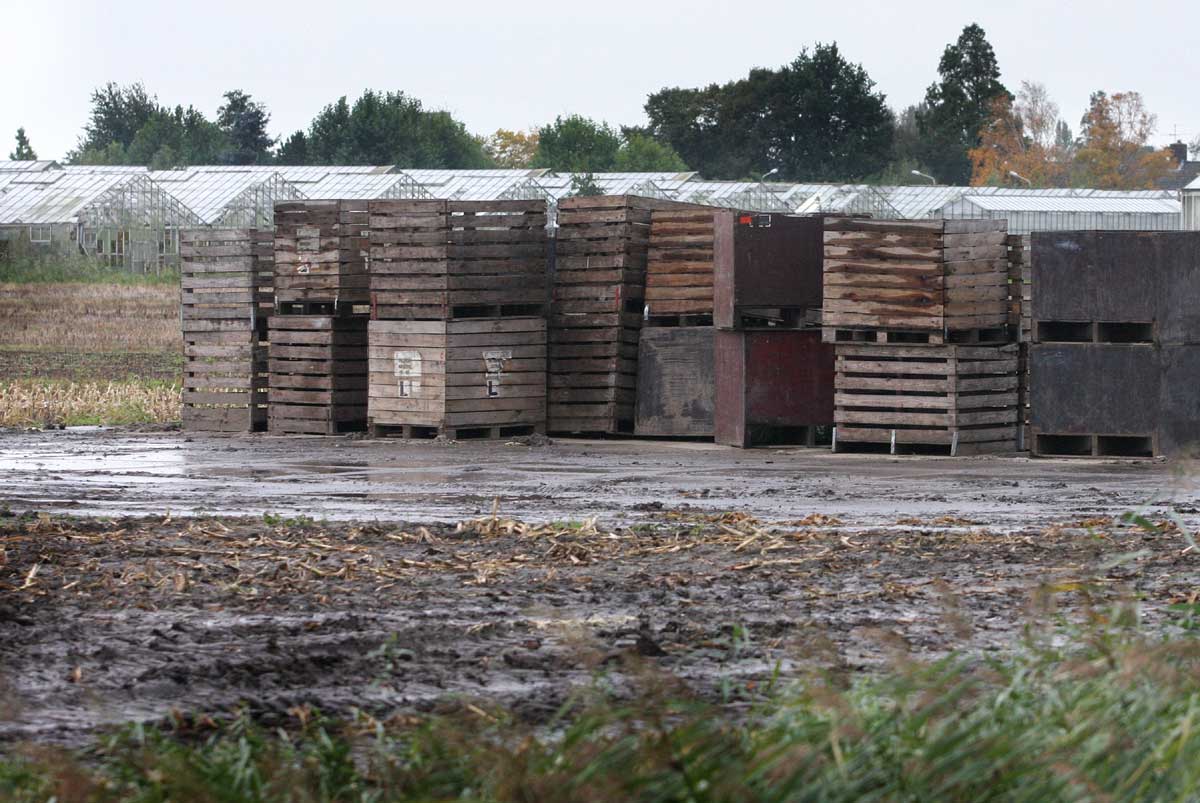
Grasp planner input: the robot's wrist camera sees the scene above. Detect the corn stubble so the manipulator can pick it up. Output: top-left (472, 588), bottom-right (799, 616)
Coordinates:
top-left (0, 379), bottom-right (180, 427)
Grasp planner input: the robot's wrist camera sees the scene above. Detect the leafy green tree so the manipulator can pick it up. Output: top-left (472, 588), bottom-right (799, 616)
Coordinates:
top-left (9, 128), bottom-right (36, 160)
top-left (568, 173), bottom-right (605, 196)
top-left (276, 131), bottom-right (310, 165)
top-left (645, 44), bottom-right (893, 181)
top-left (124, 106), bottom-right (227, 166)
top-left (533, 115), bottom-right (622, 172)
top-left (293, 90), bottom-right (490, 167)
top-left (614, 132), bottom-right (689, 171)
top-left (71, 82), bottom-right (159, 159)
top-left (917, 23), bottom-right (1011, 184)
top-left (216, 90), bottom-right (274, 164)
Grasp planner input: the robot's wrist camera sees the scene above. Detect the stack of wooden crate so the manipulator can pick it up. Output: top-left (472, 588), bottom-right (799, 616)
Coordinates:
top-left (1030, 231), bottom-right (1200, 458)
top-left (180, 228), bottom-right (272, 433)
top-left (634, 207), bottom-right (720, 437)
top-left (644, 209), bottom-right (716, 324)
top-left (268, 200), bottom-right (371, 435)
top-left (366, 199), bottom-right (549, 439)
top-left (549, 195), bottom-right (657, 435)
top-left (823, 217), bottom-right (1019, 455)
top-left (1007, 234), bottom-right (1032, 447)
top-left (712, 211), bottom-right (833, 447)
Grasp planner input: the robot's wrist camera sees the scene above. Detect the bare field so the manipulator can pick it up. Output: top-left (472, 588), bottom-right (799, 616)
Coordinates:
top-left (0, 282), bottom-right (180, 353)
top-left (0, 282), bottom-right (181, 425)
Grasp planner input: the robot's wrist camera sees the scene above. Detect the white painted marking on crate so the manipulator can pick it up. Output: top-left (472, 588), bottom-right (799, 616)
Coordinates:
top-left (393, 351), bottom-right (422, 397)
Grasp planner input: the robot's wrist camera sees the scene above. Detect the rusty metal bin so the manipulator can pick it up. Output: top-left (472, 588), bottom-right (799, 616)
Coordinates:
top-left (714, 329), bottom-right (834, 448)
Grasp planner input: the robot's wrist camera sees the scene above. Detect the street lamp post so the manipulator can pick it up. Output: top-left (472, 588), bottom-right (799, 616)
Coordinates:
top-left (910, 170), bottom-right (937, 185)
top-left (1009, 171), bottom-right (1032, 187)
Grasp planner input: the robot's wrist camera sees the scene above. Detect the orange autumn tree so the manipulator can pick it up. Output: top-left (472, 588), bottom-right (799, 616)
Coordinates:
top-left (969, 81), bottom-right (1069, 187)
top-left (1072, 91), bottom-right (1174, 189)
top-left (482, 128), bottom-right (540, 168)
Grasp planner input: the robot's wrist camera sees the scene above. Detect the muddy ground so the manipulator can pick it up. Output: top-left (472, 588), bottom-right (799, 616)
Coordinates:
top-left (2, 429), bottom-right (1200, 746)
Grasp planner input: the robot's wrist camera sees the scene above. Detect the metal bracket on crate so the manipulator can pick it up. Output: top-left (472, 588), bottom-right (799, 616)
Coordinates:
top-left (889, 429), bottom-right (897, 455)
top-left (831, 426), bottom-right (838, 452)
top-left (951, 431), bottom-right (960, 457)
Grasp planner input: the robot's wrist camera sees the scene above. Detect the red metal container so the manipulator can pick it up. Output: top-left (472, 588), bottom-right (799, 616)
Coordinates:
top-left (713, 211), bottom-right (824, 330)
top-left (715, 329), bottom-right (834, 447)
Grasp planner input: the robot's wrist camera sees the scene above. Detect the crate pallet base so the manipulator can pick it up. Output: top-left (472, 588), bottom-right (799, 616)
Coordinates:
top-left (268, 408), bottom-right (367, 436)
top-left (822, 326), bottom-right (1010, 346)
top-left (834, 343), bottom-right (1019, 456)
top-left (644, 313), bottom-right (713, 328)
top-left (183, 404), bottom-right (266, 434)
top-left (832, 427), bottom-right (1016, 456)
top-left (369, 422), bottom-right (544, 440)
top-left (1031, 431), bottom-right (1157, 458)
top-left (268, 314), bottom-right (369, 436)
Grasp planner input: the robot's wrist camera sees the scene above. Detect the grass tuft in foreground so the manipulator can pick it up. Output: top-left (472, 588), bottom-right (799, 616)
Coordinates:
top-left (0, 379), bottom-right (180, 427)
top-left (6, 611), bottom-right (1200, 801)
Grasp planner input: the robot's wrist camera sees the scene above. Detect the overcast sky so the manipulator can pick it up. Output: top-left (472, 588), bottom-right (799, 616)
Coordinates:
top-left (4, 0), bottom-right (1197, 162)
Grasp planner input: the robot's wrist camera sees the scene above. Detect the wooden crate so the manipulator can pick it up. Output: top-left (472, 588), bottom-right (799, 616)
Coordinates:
top-left (368, 199), bottom-right (548, 320)
top-left (1006, 234), bottom-right (1032, 343)
top-left (833, 343), bottom-right (1019, 455)
top-left (268, 315), bottom-right (369, 435)
top-left (635, 326), bottom-right (714, 437)
top-left (368, 317), bottom-right (546, 438)
top-left (180, 228), bottom-right (272, 433)
top-left (822, 218), bottom-right (1010, 343)
top-left (550, 195), bottom-right (709, 434)
top-left (645, 209), bottom-right (716, 320)
top-left (273, 200), bottom-right (370, 306)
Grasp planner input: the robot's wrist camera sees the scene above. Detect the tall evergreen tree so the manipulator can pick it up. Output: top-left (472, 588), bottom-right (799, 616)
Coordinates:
top-left (9, 128), bottom-right (36, 160)
top-left (645, 44), bottom-right (893, 181)
top-left (917, 23), bottom-right (1011, 184)
top-left (217, 90), bottom-right (274, 164)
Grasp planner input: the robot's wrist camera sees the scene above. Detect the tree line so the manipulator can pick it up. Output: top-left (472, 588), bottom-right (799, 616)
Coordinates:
top-left (9, 24), bottom-right (1184, 189)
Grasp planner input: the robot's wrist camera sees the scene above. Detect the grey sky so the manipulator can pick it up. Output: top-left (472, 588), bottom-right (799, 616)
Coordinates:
top-left (4, 0), bottom-right (1197, 163)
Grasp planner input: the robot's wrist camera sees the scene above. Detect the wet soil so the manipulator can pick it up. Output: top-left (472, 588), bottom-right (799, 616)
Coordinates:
top-left (1, 429), bottom-right (1199, 746)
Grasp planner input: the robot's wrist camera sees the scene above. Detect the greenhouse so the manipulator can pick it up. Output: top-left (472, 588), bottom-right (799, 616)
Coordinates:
top-left (939, 194), bottom-right (1183, 234)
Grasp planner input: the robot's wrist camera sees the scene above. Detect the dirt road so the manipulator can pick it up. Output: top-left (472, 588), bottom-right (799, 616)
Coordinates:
top-left (1, 429), bottom-right (1198, 746)
top-left (1, 428), bottom-right (1194, 529)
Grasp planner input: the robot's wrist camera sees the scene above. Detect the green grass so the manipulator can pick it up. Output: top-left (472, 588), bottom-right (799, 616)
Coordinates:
top-left (0, 252), bottom-right (179, 286)
top-left (6, 609), bottom-right (1200, 801)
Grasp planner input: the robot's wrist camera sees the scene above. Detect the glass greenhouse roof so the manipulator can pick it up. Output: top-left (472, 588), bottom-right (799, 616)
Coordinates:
top-left (0, 171), bottom-right (138, 224)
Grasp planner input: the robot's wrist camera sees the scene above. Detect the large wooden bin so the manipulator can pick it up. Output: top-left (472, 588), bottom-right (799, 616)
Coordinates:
top-left (635, 326), bottom-right (715, 437)
top-left (368, 317), bottom-right (546, 439)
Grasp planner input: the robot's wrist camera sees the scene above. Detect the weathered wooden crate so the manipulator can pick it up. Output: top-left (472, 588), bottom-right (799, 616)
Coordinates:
top-left (273, 200), bottom-right (370, 306)
top-left (1026, 343), bottom-right (1200, 458)
top-left (267, 314), bottom-right (369, 435)
top-left (822, 218), bottom-right (1010, 343)
top-left (1031, 231), bottom-right (1200, 346)
top-left (368, 317), bottom-right (546, 438)
top-left (549, 195), bottom-right (656, 434)
top-left (1007, 234), bottom-right (1031, 343)
top-left (833, 343), bottom-right (1019, 455)
top-left (368, 200), bottom-right (548, 320)
top-left (180, 228), bottom-right (272, 433)
top-left (645, 209), bottom-right (716, 321)
top-left (635, 326), bottom-right (714, 437)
